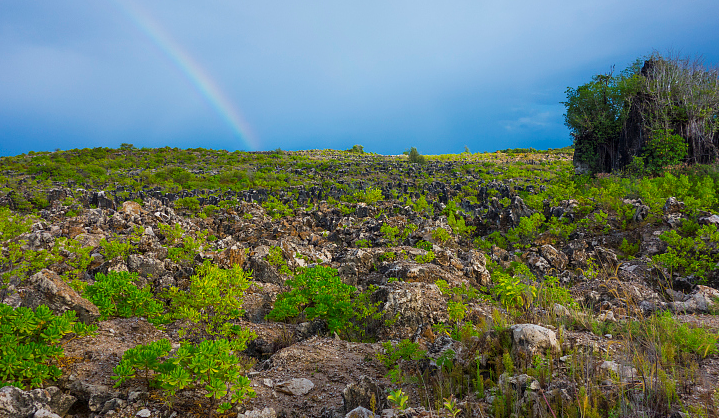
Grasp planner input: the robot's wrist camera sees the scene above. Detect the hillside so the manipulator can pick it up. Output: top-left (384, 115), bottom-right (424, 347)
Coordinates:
top-left (1, 146), bottom-right (719, 418)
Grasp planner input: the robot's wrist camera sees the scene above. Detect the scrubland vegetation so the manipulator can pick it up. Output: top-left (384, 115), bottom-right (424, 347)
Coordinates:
top-left (1, 51), bottom-right (719, 418)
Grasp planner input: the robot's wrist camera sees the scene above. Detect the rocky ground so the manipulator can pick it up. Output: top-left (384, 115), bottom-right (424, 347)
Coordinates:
top-left (2, 150), bottom-right (719, 418)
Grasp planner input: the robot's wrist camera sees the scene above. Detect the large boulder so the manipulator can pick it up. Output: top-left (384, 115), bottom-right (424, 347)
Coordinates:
top-left (671, 285), bottom-right (719, 313)
top-left (127, 254), bottom-right (167, 279)
top-left (510, 324), bottom-right (560, 359)
top-left (540, 244), bottom-right (568, 271)
top-left (375, 282), bottom-right (448, 340)
top-left (0, 386), bottom-right (76, 418)
top-left (19, 269), bottom-right (99, 324)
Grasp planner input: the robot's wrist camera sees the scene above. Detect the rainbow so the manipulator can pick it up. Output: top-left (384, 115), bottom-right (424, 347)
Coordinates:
top-left (111, 0), bottom-right (260, 150)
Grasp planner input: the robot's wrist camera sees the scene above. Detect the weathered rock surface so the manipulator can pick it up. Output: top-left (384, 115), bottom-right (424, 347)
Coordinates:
top-left (18, 269), bottom-right (99, 323)
top-left (510, 324), bottom-right (560, 358)
top-left (274, 378), bottom-right (315, 396)
top-left (0, 386), bottom-right (76, 418)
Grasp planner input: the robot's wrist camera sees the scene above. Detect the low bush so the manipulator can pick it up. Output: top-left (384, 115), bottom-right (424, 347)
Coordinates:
top-left (84, 271), bottom-right (169, 326)
top-left (0, 304), bottom-right (97, 389)
top-left (113, 338), bottom-right (254, 417)
top-left (164, 261), bottom-right (255, 346)
top-left (267, 266), bottom-right (356, 334)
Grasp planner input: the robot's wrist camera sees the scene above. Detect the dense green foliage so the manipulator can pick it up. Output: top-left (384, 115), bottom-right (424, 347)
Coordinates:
top-left (113, 338), bottom-right (254, 416)
top-left (0, 304), bottom-right (96, 389)
top-left (84, 271), bottom-right (169, 326)
top-left (267, 266), bottom-right (356, 333)
top-left (164, 261), bottom-right (255, 345)
top-left (565, 52), bottom-right (719, 173)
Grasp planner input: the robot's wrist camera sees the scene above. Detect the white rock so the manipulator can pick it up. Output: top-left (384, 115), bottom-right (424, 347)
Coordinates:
top-left (510, 324), bottom-right (560, 357)
top-left (275, 378), bottom-right (314, 396)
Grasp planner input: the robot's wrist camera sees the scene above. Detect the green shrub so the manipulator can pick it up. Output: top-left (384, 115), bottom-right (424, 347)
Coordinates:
top-left (352, 187), bottom-right (383, 204)
top-left (157, 223), bottom-right (183, 245)
top-left (0, 207), bottom-right (34, 241)
top-left (84, 271), bottom-right (169, 326)
top-left (618, 238), bottom-right (640, 259)
top-left (203, 204), bottom-right (219, 217)
top-left (267, 266), bottom-right (356, 333)
top-left (113, 338), bottom-right (254, 416)
top-left (262, 196), bottom-right (293, 219)
top-left (644, 129), bottom-right (689, 173)
top-left (1, 242), bottom-right (59, 296)
top-left (99, 237), bottom-right (135, 261)
top-left (174, 197), bottom-right (201, 215)
top-left (346, 144), bottom-right (365, 153)
top-left (506, 213), bottom-right (545, 249)
top-left (492, 270), bottom-right (537, 312)
top-left (381, 224), bottom-right (400, 246)
top-left (652, 224), bottom-right (719, 280)
top-left (164, 261), bottom-right (255, 345)
top-left (415, 251), bottom-right (435, 264)
top-left (266, 246), bottom-right (292, 275)
top-left (536, 276), bottom-right (577, 309)
top-left (0, 304), bottom-right (97, 389)
top-left (376, 339), bottom-right (426, 370)
top-left (448, 212), bottom-right (475, 237)
top-left (355, 239), bottom-right (371, 248)
top-left (415, 240), bottom-right (432, 251)
top-left (432, 228), bottom-right (452, 244)
top-left (167, 230), bottom-right (208, 264)
top-left (407, 147), bottom-right (427, 164)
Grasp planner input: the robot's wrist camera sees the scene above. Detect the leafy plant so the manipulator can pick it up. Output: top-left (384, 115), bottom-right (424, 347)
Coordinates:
top-left (432, 228), bottom-right (451, 244)
top-left (355, 239), bottom-right (371, 248)
top-left (414, 250), bottom-right (435, 264)
top-left (652, 223), bottom-right (719, 280)
top-left (266, 246), bottom-right (292, 275)
top-left (262, 196), bottom-right (293, 219)
top-left (388, 388), bottom-right (409, 409)
top-left (492, 271), bottom-right (537, 312)
top-left (506, 213), bottom-right (545, 249)
top-left (380, 224), bottom-right (400, 246)
top-left (99, 237), bottom-right (135, 261)
top-left (84, 271), bottom-right (169, 326)
top-left (113, 338), bottom-right (255, 417)
top-left (407, 147), bottom-right (427, 164)
top-left (267, 266), bottom-right (356, 334)
top-left (164, 261), bottom-right (256, 346)
top-left (0, 303), bottom-right (97, 389)
top-left (415, 240), bottom-right (432, 251)
top-left (174, 196), bottom-right (201, 215)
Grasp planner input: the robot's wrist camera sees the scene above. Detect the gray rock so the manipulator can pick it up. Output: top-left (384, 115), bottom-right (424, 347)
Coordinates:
top-left (377, 282), bottom-right (448, 340)
top-left (633, 204), bottom-right (650, 222)
top-left (600, 360), bottom-right (637, 382)
top-left (247, 257), bottom-right (283, 284)
top-left (20, 269), bottom-right (99, 324)
top-left (0, 386), bottom-right (75, 418)
top-left (33, 409), bottom-right (61, 418)
top-left (663, 197), bottom-right (684, 214)
top-left (345, 406), bottom-right (376, 418)
top-left (342, 375), bottom-right (386, 413)
top-left (510, 324), bottom-right (560, 358)
top-left (136, 408), bottom-right (152, 417)
top-left (275, 378), bottom-right (314, 396)
top-left (671, 285), bottom-right (719, 313)
top-left (540, 244), bottom-right (568, 270)
top-left (238, 407), bottom-right (277, 418)
top-left (127, 254), bottom-right (167, 279)
top-left (461, 250), bottom-right (491, 286)
top-left (68, 380), bottom-right (118, 413)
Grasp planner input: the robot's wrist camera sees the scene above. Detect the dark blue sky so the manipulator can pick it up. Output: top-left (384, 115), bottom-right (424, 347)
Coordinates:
top-left (2, 1), bottom-right (719, 156)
